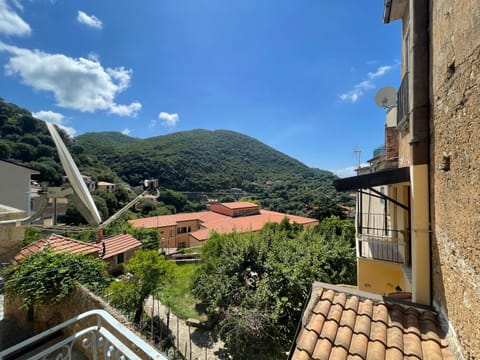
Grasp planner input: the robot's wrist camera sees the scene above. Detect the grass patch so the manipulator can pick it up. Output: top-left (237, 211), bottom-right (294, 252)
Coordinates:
top-left (158, 262), bottom-right (206, 321)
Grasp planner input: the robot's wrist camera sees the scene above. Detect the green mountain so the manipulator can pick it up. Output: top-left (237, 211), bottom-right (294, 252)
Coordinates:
top-left (1, 97), bottom-right (348, 216)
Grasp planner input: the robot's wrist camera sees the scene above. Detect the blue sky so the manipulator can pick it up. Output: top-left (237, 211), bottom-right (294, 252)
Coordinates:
top-left (0, 0), bottom-right (401, 177)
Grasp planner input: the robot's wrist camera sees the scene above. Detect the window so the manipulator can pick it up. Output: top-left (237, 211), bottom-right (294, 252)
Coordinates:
top-left (178, 242), bottom-right (186, 249)
top-left (169, 230), bottom-right (174, 237)
top-left (117, 253), bottom-right (124, 264)
top-left (177, 226), bottom-right (189, 234)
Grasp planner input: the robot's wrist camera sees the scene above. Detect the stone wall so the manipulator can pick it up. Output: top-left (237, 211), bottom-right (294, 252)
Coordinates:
top-left (430, 1), bottom-right (480, 358)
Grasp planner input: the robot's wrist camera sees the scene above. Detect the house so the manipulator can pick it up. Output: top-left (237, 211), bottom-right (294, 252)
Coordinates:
top-left (327, 0), bottom-right (479, 357)
top-left (15, 233), bottom-right (141, 274)
top-left (99, 233), bottom-right (142, 273)
top-left (97, 181), bottom-right (116, 193)
top-left (0, 160), bottom-right (39, 216)
top-left (129, 201), bottom-right (319, 250)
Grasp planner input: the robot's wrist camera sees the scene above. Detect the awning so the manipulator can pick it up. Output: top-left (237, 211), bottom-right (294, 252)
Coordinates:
top-left (334, 167), bottom-right (410, 192)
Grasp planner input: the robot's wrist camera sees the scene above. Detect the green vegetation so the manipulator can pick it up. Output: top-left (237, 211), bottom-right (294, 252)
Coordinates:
top-left (106, 250), bottom-right (173, 323)
top-left (1, 97), bottom-right (352, 221)
top-left (192, 217), bottom-right (356, 359)
top-left (3, 250), bottom-right (109, 309)
top-left (0, 98), bottom-right (118, 184)
top-left (158, 263), bottom-right (205, 320)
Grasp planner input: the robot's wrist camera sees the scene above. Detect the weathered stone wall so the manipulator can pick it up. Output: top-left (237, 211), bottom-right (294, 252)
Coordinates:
top-left (430, 1), bottom-right (480, 358)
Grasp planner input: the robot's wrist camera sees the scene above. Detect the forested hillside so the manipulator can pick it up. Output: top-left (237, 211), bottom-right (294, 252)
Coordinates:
top-left (0, 98), bottom-right (350, 217)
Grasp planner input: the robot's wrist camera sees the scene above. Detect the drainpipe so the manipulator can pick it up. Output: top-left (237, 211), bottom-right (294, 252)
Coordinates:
top-left (408, 0), bottom-right (431, 306)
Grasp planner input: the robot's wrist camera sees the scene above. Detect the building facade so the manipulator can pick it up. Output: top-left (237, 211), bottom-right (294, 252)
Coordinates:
top-left (0, 160), bottom-right (39, 216)
top-left (130, 202), bottom-right (319, 250)
top-left (335, 0), bottom-right (479, 357)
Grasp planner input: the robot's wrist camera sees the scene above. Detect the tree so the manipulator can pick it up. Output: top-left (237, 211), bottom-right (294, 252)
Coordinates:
top-left (107, 250), bottom-right (173, 323)
top-left (192, 221), bottom-right (356, 359)
top-left (3, 250), bottom-right (109, 309)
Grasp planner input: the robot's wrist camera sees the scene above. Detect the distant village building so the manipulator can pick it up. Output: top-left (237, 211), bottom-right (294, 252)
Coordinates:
top-left (129, 201), bottom-right (318, 250)
top-left (97, 181), bottom-right (116, 193)
top-left (63, 174), bottom-right (96, 192)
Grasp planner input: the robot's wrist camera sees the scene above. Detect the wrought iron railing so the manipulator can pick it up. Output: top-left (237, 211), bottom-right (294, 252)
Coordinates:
top-left (397, 73), bottom-right (409, 126)
top-left (357, 213), bottom-right (409, 264)
top-left (0, 309), bottom-right (167, 360)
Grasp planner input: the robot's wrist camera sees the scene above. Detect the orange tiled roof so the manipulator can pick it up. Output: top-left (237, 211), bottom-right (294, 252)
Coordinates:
top-left (129, 204), bottom-right (318, 242)
top-left (190, 209), bottom-right (318, 241)
top-left (129, 211), bottom-right (227, 228)
top-left (101, 233), bottom-right (141, 259)
top-left (290, 282), bottom-right (454, 360)
top-left (217, 201), bottom-right (260, 210)
top-left (15, 234), bottom-right (100, 261)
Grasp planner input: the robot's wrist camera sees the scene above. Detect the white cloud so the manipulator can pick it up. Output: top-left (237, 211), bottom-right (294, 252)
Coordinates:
top-left (87, 51), bottom-right (100, 62)
top-left (149, 119), bottom-right (156, 128)
top-left (77, 10), bottom-right (102, 30)
top-left (332, 163), bottom-right (369, 178)
top-left (0, 0), bottom-right (31, 36)
top-left (0, 42), bottom-right (141, 116)
top-left (339, 64), bottom-right (393, 103)
top-left (339, 80), bottom-right (374, 103)
top-left (32, 110), bottom-right (76, 136)
top-left (368, 65), bottom-right (392, 79)
top-left (159, 112), bottom-right (179, 127)
top-left (121, 128), bottom-right (131, 135)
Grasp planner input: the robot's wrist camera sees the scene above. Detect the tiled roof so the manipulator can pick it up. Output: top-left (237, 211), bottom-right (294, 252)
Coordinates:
top-left (97, 181), bottom-right (115, 186)
top-left (217, 201), bottom-right (260, 210)
top-left (190, 209), bottom-right (318, 241)
top-left (129, 211), bottom-right (227, 228)
top-left (130, 204), bottom-right (318, 242)
top-left (290, 282), bottom-right (455, 360)
top-left (15, 234), bottom-right (100, 261)
top-left (101, 233), bottom-right (141, 259)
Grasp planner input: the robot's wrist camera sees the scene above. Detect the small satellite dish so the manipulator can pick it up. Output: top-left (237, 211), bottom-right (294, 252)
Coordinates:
top-left (374, 86), bottom-right (397, 108)
top-left (46, 122), bottom-right (102, 227)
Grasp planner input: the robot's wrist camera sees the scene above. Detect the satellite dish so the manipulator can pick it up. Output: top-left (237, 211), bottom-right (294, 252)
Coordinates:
top-left (47, 122), bottom-right (160, 236)
top-left (374, 86), bottom-right (397, 108)
top-left (46, 122), bottom-right (102, 227)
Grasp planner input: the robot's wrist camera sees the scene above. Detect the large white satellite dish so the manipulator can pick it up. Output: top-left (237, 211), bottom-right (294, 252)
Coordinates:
top-left (47, 122), bottom-right (159, 235)
top-left (46, 122), bottom-right (102, 227)
top-left (374, 86), bottom-right (397, 108)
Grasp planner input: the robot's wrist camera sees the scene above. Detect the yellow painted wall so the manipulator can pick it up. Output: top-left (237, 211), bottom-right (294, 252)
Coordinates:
top-left (410, 164), bottom-right (430, 305)
top-left (358, 257), bottom-right (411, 295)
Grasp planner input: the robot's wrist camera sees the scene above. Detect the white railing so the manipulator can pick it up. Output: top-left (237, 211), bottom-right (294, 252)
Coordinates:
top-left (0, 309), bottom-right (167, 360)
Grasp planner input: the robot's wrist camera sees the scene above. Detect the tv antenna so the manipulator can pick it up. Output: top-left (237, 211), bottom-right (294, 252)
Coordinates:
top-left (374, 86), bottom-right (397, 108)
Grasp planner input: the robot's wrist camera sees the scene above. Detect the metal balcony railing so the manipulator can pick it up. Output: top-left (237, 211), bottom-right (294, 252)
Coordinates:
top-left (397, 73), bottom-right (409, 126)
top-left (0, 309), bottom-right (167, 360)
top-left (357, 213), bottom-right (409, 264)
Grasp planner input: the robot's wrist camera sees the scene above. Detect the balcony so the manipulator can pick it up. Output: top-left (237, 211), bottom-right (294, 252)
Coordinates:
top-left (0, 309), bottom-right (167, 360)
top-left (357, 213), bottom-right (409, 264)
top-left (397, 73), bottom-right (409, 127)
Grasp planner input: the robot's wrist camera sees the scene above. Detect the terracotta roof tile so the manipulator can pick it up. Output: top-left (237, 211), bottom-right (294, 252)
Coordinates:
top-left (217, 201), bottom-right (261, 210)
top-left (15, 234), bottom-right (100, 261)
top-left (101, 233), bottom-right (141, 259)
top-left (131, 206), bottom-right (318, 242)
top-left (290, 282), bottom-right (454, 360)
